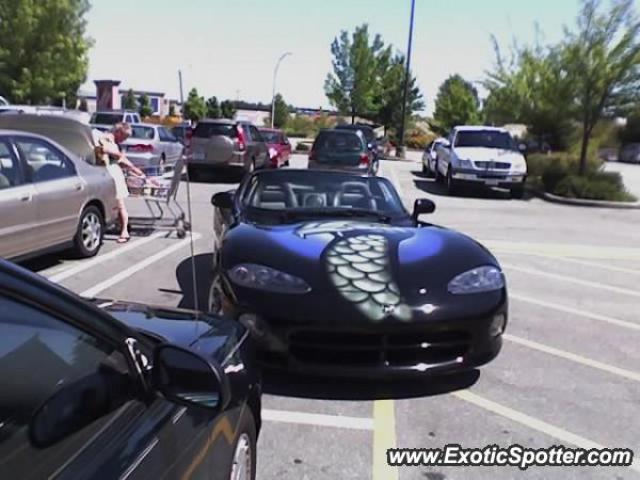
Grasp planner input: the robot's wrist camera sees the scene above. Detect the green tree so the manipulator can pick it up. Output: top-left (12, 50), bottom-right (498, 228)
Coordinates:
top-left (0, 0), bottom-right (92, 105)
top-left (138, 93), bottom-right (153, 118)
top-left (483, 38), bottom-right (575, 149)
top-left (325, 24), bottom-right (391, 123)
top-left (123, 89), bottom-right (137, 110)
top-left (432, 75), bottom-right (482, 133)
top-left (183, 88), bottom-right (206, 122)
top-left (562, 0), bottom-right (640, 174)
top-left (220, 100), bottom-right (236, 119)
top-left (206, 96), bottom-right (221, 118)
top-left (375, 54), bottom-right (424, 135)
top-left (272, 93), bottom-right (289, 128)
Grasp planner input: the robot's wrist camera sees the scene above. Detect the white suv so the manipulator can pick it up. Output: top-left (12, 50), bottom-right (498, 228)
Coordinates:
top-left (435, 126), bottom-right (528, 198)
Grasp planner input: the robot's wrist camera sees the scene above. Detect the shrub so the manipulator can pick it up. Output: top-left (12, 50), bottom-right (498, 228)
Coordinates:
top-left (405, 129), bottom-right (436, 150)
top-left (295, 142), bottom-right (311, 152)
top-left (553, 171), bottom-right (636, 202)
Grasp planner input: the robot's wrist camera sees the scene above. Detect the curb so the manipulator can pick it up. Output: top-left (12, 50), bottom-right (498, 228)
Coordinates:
top-left (538, 191), bottom-right (640, 209)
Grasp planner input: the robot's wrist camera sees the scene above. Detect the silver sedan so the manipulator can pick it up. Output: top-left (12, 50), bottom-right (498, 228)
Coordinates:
top-left (121, 123), bottom-right (184, 173)
top-left (0, 116), bottom-right (118, 261)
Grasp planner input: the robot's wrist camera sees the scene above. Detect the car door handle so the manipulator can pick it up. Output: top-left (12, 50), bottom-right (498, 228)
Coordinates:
top-left (20, 193), bottom-right (32, 202)
top-left (74, 183), bottom-right (84, 191)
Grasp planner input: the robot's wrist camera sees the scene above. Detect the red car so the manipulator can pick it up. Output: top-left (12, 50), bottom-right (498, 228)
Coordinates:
top-left (258, 128), bottom-right (292, 168)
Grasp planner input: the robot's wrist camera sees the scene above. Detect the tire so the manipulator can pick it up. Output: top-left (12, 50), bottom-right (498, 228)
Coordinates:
top-left (73, 205), bottom-right (103, 258)
top-left (187, 164), bottom-right (199, 181)
top-left (228, 409), bottom-right (257, 480)
top-left (422, 162), bottom-right (428, 174)
top-left (434, 161), bottom-right (442, 183)
top-left (446, 169), bottom-right (459, 196)
top-left (511, 184), bottom-right (525, 199)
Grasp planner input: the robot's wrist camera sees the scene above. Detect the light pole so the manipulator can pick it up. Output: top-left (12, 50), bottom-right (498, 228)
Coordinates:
top-left (271, 52), bottom-right (292, 128)
top-left (397, 0), bottom-right (416, 159)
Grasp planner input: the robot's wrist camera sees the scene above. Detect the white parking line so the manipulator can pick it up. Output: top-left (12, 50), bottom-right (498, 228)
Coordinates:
top-left (497, 252), bottom-right (640, 276)
top-left (80, 233), bottom-right (202, 298)
top-left (503, 263), bottom-right (640, 298)
top-left (47, 232), bottom-right (167, 283)
top-left (504, 334), bottom-right (640, 382)
top-left (262, 409), bottom-right (374, 431)
top-left (510, 292), bottom-right (640, 331)
top-left (453, 390), bottom-right (640, 473)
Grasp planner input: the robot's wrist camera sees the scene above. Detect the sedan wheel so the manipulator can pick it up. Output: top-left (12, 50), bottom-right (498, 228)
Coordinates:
top-left (447, 169), bottom-right (459, 196)
top-left (73, 206), bottom-right (103, 258)
top-left (229, 433), bottom-right (252, 480)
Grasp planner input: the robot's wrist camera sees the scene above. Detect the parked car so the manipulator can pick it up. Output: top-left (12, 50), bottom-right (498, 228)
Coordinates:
top-left (188, 119), bottom-right (269, 178)
top-left (119, 123), bottom-right (183, 172)
top-left (258, 128), bottom-right (292, 168)
top-left (435, 126), bottom-right (528, 198)
top-left (308, 129), bottom-right (378, 175)
top-left (421, 138), bottom-right (447, 176)
top-left (335, 123), bottom-right (380, 160)
top-left (209, 169), bottom-right (508, 378)
top-left (90, 110), bottom-right (142, 131)
top-left (0, 115), bottom-right (119, 261)
top-left (0, 258), bottom-right (261, 480)
top-left (619, 143), bottom-right (640, 164)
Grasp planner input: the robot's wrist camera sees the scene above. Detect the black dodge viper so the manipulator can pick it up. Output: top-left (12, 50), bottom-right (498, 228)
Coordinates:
top-left (209, 169), bottom-right (508, 378)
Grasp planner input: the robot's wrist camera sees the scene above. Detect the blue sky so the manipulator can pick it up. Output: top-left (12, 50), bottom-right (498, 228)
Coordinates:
top-left (84, 0), bottom-right (581, 115)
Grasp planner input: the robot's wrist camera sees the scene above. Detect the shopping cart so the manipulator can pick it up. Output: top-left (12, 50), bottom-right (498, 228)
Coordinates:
top-left (125, 157), bottom-right (190, 238)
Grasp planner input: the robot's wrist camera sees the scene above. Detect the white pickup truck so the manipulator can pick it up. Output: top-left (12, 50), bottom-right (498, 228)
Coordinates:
top-left (434, 126), bottom-right (528, 198)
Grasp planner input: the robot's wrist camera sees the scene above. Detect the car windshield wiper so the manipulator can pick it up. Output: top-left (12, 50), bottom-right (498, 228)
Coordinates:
top-left (280, 208), bottom-right (392, 223)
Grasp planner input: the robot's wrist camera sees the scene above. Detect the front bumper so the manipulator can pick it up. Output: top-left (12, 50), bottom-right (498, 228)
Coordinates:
top-left (232, 305), bottom-right (507, 379)
top-left (452, 169), bottom-right (526, 188)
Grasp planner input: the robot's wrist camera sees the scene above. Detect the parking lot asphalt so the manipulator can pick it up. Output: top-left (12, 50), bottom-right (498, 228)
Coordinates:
top-left (21, 154), bottom-right (640, 480)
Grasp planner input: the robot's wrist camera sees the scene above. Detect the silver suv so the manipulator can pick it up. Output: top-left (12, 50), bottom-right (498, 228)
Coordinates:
top-left (188, 119), bottom-right (269, 178)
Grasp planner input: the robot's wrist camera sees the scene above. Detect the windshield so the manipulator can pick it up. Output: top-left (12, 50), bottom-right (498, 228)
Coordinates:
top-left (455, 130), bottom-right (515, 149)
top-left (314, 132), bottom-right (363, 152)
top-left (130, 126), bottom-right (155, 139)
top-left (241, 171), bottom-right (405, 216)
top-left (259, 130), bottom-right (284, 143)
top-left (90, 113), bottom-right (122, 125)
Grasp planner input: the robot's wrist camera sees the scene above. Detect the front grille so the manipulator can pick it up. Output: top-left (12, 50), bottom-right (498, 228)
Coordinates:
top-left (288, 330), bottom-right (470, 368)
top-left (474, 161), bottom-right (511, 169)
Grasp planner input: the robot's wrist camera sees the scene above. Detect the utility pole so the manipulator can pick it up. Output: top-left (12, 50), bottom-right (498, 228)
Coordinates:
top-left (271, 52), bottom-right (292, 128)
top-left (396, 0), bottom-right (416, 159)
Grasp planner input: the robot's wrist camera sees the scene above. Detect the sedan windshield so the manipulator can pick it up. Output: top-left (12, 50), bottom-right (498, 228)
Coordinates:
top-left (241, 171), bottom-right (405, 217)
top-left (455, 131), bottom-right (515, 149)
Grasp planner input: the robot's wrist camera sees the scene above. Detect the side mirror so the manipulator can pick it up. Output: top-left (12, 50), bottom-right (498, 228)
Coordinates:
top-left (441, 140), bottom-right (451, 149)
top-left (211, 191), bottom-right (234, 209)
top-left (518, 143), bottom-right (527, 153)
top-left (152, 345), bottom-right (230, 411)
top-left (412, 198), bottom-right (436, 221)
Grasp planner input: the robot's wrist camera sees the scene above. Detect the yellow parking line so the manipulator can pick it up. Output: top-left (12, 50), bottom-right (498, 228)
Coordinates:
top-left (373, 400), bottom-right (398, 480)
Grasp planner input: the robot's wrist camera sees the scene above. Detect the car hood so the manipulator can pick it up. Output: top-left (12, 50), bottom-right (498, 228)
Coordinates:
top-left (93, 299), bottom-right (246, 365)
top-left (453, 147), bottom-right (524, 164)
top-left (222, 219), bottom-right (502, 323)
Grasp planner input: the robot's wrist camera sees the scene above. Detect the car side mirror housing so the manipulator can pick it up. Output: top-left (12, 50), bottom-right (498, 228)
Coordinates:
top-left (441, 140), bottom-right (451, 149)
top-left (211, 191), bottom-right (234, 209)
top-left (518, 143), bottom-right (527, 153)
top-left (152, 345), bottom-right (230, 412)
top-left (412, 198), bottom-right (436, 221)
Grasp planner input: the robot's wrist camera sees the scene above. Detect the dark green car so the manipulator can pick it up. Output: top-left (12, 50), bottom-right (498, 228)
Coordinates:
top-left (308, 129), bottom-right (378, 175)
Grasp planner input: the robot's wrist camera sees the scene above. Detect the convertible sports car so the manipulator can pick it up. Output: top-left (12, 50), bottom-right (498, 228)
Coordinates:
top-left (210, 169), bottom-right (508, 378)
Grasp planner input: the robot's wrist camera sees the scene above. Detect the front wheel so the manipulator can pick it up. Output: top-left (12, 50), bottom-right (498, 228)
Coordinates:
top-left (446, 169), bottom-right (459, 196)
top-left (511, 184), bottom-right (525, 199)
top-left (73, 205), bottom-right (103, 258)
top-left (228, 410), bottom-right (257, 480)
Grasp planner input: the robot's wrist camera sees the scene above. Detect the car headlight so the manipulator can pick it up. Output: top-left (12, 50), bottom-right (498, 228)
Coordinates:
top-left (228, 263), bottom-right (311, 294)
top-left (457, 159), bottom-right (473, 169)
top-left (268, 147), bottom-right (278, 159)
top-left (448, 266), bottom-right (505, 294)
top-left (511, 161), bottom-right (527, 173)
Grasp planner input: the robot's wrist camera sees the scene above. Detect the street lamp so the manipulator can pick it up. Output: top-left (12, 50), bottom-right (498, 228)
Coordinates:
top-left (397, 0), bottom-right (416, 159)
top-left (271, 52), bottom-right (292, 128)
